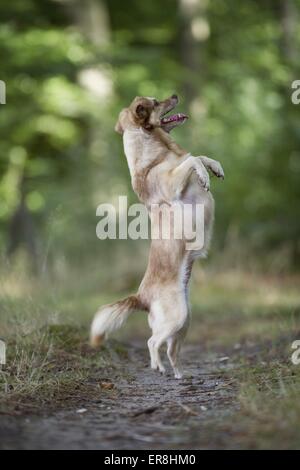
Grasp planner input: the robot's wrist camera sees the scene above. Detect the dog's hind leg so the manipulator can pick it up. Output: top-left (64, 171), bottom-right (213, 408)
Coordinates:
top-left (151, 321), bottom-right (186, 376)
top-left (167, 335), bottom-right (183, 379)
top-left (149, 333), bottom-right (166, 374)
top-left (147, 336), bottom-right (158, 370)
top-left (147, 301), bottom-right (168, 373)
top-left (149, 292), bottom-right (189, 376)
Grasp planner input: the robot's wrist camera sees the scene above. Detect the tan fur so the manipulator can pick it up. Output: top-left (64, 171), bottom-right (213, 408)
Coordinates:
top-left (91, 95), bottom-right (224, 379)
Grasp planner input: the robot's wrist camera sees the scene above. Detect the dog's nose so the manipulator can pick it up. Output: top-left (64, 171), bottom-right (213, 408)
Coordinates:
top-left (171, 94), bottom-right (178, 100)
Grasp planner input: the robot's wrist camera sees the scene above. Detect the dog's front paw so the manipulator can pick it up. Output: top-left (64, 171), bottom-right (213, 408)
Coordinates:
top-left (195, 164), bottom-right (210, 191)
top-left (210, 161), bottom-right (225, 179)
top-left (200, 156), bottom-right (225, 180)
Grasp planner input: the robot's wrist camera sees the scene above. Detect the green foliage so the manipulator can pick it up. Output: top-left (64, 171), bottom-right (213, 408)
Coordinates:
top-left (0, 0), bottom-right (300, 271)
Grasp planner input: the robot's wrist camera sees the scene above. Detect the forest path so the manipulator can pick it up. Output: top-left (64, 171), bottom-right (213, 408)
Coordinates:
top-left (0, 341), bottom-right (237, 450)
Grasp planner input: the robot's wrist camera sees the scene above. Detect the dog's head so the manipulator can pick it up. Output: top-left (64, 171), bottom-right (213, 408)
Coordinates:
top-left (115, 95), bottom-right (188, 135)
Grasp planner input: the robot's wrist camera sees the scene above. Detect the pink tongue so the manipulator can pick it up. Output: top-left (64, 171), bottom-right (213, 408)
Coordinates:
top-left (162, 113), bottom-right (188, 123)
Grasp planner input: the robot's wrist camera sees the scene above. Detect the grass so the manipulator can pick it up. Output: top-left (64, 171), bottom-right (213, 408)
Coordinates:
top-left (0, 262), bottom-right (124, 413)
top-left (1, 324), bottom-right (103, 414)
top-left (1, 259), bottom-right (300, 448)
top-left (225, 361), bottom-right (300, 449)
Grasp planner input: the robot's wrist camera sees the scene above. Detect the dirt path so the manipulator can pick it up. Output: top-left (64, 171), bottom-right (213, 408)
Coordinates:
top-left (0, 341), bottom-right (237, 450)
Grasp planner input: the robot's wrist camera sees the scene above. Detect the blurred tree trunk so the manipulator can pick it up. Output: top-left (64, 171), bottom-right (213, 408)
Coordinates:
top-left (6, 0), bottom-right (112, 274)
top-left (71, 0), bottom-right (110, 46)
top-left (7, 177), bottom-right (38, 273)
top-left (280, 0), bottom-right (298, 64)
top-left (68, 0), bottom-right (113, 152)
top-left (179, 0), bottom-right (209, 105)
top-left (279, 0), bottom-right (300, 268)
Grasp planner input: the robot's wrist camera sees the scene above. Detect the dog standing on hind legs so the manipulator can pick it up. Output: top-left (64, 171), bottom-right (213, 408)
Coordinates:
top-left (90, 94), bottom-right (224, 379)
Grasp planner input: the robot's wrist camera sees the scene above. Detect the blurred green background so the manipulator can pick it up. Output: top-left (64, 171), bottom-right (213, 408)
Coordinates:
top-left (1, 0), bottom-right (300, 281)
top-left (2, 2), bottom-right (300, 447)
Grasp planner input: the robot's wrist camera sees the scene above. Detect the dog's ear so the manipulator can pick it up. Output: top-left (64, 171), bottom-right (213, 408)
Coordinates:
top-left (135, 104), bottom-right (148, 120)
top-left (115, 117), bottom-right (123, 134)
top-left (135, 102), bottom-right (153, 130)
top-left (114, 109), bottom-right (127, 134)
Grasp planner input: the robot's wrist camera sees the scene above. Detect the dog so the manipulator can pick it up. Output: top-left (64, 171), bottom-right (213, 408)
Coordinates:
top-left (90, 94), bottom-right (224, 378)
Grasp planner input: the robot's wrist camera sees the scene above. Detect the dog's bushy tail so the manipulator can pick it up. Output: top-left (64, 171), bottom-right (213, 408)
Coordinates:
top-left (90, 295), bottom-right (146, 347)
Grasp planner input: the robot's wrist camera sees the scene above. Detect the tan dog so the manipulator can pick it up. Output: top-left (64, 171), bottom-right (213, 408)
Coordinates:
top-left (91, 95), bottom-right (224, 378)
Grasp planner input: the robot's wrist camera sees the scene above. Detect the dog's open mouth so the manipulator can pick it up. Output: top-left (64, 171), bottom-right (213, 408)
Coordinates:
top-left (160, 113), bottom-right (188, 125)
top-left (158, 95), bottom-right (189, 132)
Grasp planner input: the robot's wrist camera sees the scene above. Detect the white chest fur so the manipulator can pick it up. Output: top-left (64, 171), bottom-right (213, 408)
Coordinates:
top-left (123, 129), bottom-right (144, 178)
top-left (123, 129), bottom-right (162, 179)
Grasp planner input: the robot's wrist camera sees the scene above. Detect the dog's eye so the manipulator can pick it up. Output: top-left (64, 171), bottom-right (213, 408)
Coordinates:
top-left (153, 99), bottom-right (159, 107)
